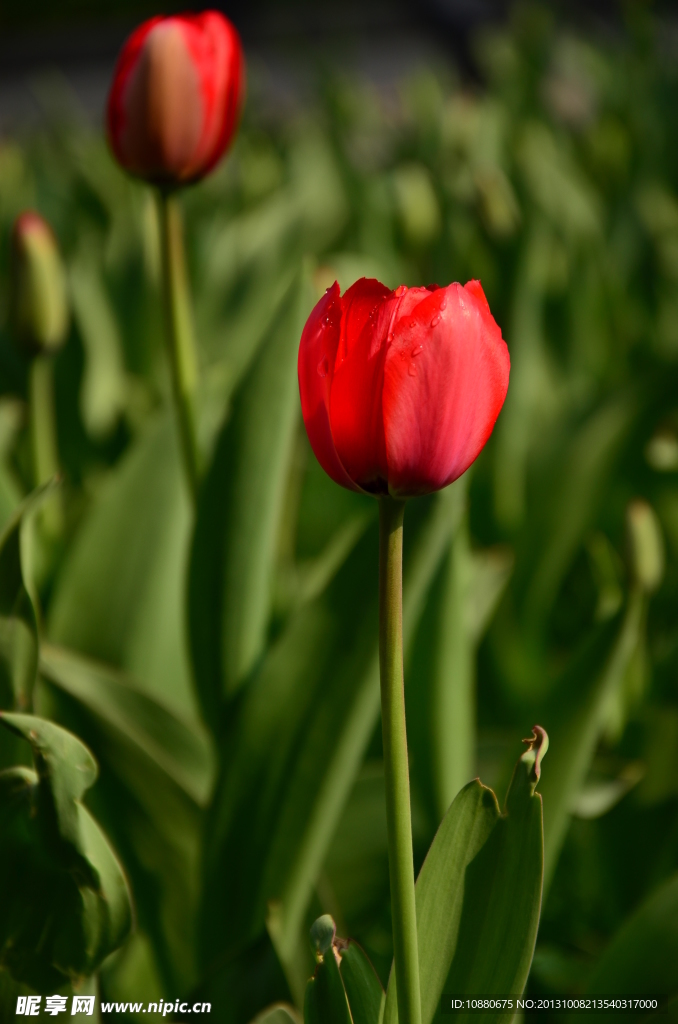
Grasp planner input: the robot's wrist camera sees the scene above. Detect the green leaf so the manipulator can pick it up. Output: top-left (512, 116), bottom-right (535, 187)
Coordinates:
top-left (304, 948), bottom-right (352, 1024)
top-left (570, 759), bottom-right (644, 819)
top-left (0, 484), bottom-right (52, 711)
top-left (585, 872), bottom-right (678, 1008)
top-left (322, 763), bottom-right (389, 932)
top-left (188, 931), bottom-right (293, 1024)
top-left (427, 515), bottom-right (478, 822)
top-left (302, 917), bottom-right (384, 1024)
top-left (251, 1007), bottom-right (301, 1024)
top-left (0, 713), bottom-right (132, 990)
top-left (39, 643), bottom-right (214, 806)
top-left (0, 462), bottom-right (21, 536)
top-left (339, 941), bottom-right (385, 1024)
top-left (37, 651), bottom-right (207, 992)
top-left (201, 487), bottom-right (464, 991)
top-left (69, 240), bottom-right (128, 439)
top-left (441, 735), bottom-right (545, 1019)
top-left (189, 264), bottom-right (314, 717)
top-left (198, 252), bottom-right (300, 395)
top-left (384, 728), bottom-right (546, 1024)
top-left (494, 393), bottom-right (636, 699)
top-left (538, 595), bottom-right (644, 889)
top-left (407, 508), bottom-right (512, 831)
top-left (48, 415), bottom-right (196, 720)
top-left (383, 782), bottom-right (499, 1024)
top-left (520, 395), bottom-right (635, 640)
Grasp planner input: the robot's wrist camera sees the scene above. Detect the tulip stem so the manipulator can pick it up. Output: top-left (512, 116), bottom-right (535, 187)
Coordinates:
top-left (29, 355), bottom-right (63, 536)
top-left (379, 496), bottom-right (421, 1024)
top-left (156, 190), bottom-right (200, 505)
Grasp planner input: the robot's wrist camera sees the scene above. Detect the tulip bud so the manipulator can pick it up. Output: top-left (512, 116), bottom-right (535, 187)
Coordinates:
top-left (107, 11), bottom-right (245, 187)
top-left (10, 212), bottom-right (69, 356)
top-left (626, 499), bottom-right (664, 593)
top-left (309, 914), bottom-right (336, 959)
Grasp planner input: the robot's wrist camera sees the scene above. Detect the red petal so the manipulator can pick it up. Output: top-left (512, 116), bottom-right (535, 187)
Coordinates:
top-left (298, 283), bottom-right (359, 491)
top-left (182, 12), bottom-right (245, 179)
top-left (464, 278), bottom-right (491, 314)
top-left (334, 278), bottom-right (392, 368)
top-left (329, 279), bottom-right (393, 491)
top-left (382, 281), bottom-right (510, 496)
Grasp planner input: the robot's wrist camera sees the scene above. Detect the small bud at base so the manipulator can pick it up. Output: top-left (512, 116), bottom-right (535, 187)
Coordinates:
top-left (10, 212), bottom-right (69, 356)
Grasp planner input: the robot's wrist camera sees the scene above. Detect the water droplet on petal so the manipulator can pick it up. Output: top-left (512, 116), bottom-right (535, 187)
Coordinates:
top-left (430, 315), bottom-right (441, 328)
top-left (395, 284), bottom-right (407, 297)
top-left (408, 362), bottom-right (417, 377)
top-left (317, 356), bottom-right (329, 377)
top-left (411, 344), bottom-right (423, 357)
top-left (409, 320), bottom-right (417, 328)
top-left (387, 331), bottom-right (395, 342)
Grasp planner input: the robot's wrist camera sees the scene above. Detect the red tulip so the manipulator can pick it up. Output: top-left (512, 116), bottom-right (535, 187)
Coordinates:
top-left (298, 277), bottom-right (510, 498)
top-left (107, 11), bottom-right (244, 186)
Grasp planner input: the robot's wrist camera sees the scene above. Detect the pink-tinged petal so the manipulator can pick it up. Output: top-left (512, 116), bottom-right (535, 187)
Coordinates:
top-left (298, 283), bottom-right (359, 491)
top-left (382, 280), bottom-right (510, 496)
top-left (329, 280), bottom-right (394, 492)
top-left (114, 20), bottom-right (204, 181)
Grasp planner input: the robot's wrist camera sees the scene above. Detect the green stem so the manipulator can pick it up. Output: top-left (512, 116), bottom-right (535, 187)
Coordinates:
top-left (379, 496), bottom-right (421, 1024)
top-left (156, 190), bottom-right (200, 505)
top-left (29, 355), bottom-right (63, 535)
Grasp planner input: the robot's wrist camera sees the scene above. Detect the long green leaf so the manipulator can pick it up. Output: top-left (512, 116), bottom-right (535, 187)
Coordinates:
top-left (521, 396), bottom-right (634, 637)
top-left (189, 264), bottom-right (313, 718)
top-left (408, 513), bottom-right (512, 832)
top-left (40, 643), bottom-right (214, 805)
top-left (69, 242), bottom-right (128, 439)
top-left (538, 595), bottom-right (644, 889)
top-left (251, 1007), bottom-right (301, 1024)
top-left (384, 730), bottom-right (546, 1024)
top-left (0, 462), bottom-right (21, 536)
top-left (304, 949), bottom-right (352, 1024)
top-left (200, 486), bottom-right (464, 989)
top-left (383, 781), bottom-right (499, 1024)
top-left (0, 713), bottom-right (132, 989)
top-left (38, 658), bottom-right (205, 994)
top-left (585, 872), bottom-right (678, 1008)
top-left (48, 415), bottom-right (195, 719)
top-left (187, 931), bottom-right (293, 1024)
top-left (0, 483), bottom-right (52, 711)
top-left (340, 940), bottom-right (386, 1024)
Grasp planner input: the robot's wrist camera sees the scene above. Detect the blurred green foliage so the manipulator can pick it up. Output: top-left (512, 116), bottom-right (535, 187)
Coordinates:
top-left (1, 2), bottom-right (678, 1019)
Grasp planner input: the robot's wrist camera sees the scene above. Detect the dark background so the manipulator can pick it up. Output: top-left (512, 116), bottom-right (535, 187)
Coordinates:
top-left (0, 1), bottom-right (669, 95)
top-left (2, 1), bottom-right (672, 140)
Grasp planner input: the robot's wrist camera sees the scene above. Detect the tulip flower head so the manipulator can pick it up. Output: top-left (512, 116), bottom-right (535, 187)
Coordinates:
top-left (298, 277), bottom-right (510, 498)
top-left (107, 11), bottom-right (244, 186)
top-left (10, 212), bottom-right (69, 356)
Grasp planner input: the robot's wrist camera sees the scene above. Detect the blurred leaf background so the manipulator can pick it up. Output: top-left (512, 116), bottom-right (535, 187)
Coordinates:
top-left (1, 1), bottom-right (678, 1019)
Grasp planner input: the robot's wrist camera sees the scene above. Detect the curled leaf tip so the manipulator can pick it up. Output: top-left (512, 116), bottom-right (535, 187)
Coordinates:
top-left (309, 913), bottom-right (336, 959)
top-left (521, 725), bottom-right (549, 786)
